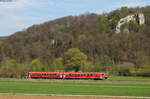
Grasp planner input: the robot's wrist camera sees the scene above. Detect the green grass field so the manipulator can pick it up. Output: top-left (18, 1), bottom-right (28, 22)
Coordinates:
top-left (109, 76), bottom-right (150, 81)
top-left (0, 77), bottom-right (150, 97)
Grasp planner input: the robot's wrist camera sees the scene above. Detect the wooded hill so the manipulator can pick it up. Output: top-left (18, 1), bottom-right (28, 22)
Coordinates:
top-left (0, 6), bottom-right (150, 77)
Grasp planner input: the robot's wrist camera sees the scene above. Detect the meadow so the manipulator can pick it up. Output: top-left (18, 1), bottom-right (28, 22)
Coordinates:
top-left (109, 76), bottom-right (150, 81)
top-left (0, 76), bottom-right (150, 98)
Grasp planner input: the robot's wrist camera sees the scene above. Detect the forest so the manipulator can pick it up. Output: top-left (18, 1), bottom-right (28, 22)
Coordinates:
top-left (0, 6), bottom-right (150, 78)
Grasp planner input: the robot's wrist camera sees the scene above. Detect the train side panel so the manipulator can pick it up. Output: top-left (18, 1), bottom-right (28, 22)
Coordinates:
top-left (28, 72), bottom-right (63, 79)
top-left (28, 72), bottom-right (107, 80)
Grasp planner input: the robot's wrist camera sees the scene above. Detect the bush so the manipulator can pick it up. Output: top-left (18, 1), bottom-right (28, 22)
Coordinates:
top-left (0, 58), bottom-right (27, 78)
top-left (29, 58), bottom-right (45, 71)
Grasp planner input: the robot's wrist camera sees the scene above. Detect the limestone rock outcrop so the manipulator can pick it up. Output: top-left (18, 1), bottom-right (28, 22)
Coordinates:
top-left (116, 13), bottom-right (145, 33)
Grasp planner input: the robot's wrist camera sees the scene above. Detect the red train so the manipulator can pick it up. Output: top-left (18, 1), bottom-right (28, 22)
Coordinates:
top-left (28, 72), bottom-right (107, 80)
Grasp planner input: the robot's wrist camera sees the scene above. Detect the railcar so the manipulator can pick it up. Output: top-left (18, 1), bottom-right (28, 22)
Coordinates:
top-left (28, 72), bottom-right (107, 80)
top-left (28, 72), bottom-right (63, 79)
top-left (64, 72), bottom-right (107, 80)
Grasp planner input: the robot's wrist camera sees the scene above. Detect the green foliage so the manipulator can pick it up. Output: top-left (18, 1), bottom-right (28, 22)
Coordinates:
top-left (80, 61), bottom-right (93, 72)
top-left (133, 52), bottom-right (150, 68)
top-left (117, 62), bottom-right (135, 76)
top-left (63, 48), bottom-right (88, 72)
top-left (128, 20), bottom-right (140, 32)
top-left (52, 57), bottom-right (64, 72)
top-left (98, 15), bottom-right (110, 32)
top-left (109, 6), bottom-right (138, 29)
top-left (109, 62), bottom-right (135, 76)
top-left (91, 64), bottom-right (105, 72)
top-left (134, 64), bottom-right (150, 77)
top-left (29, 58), bottom-right (45, 71)
top-left (121, 20), bottom-right (140, 32)
top-left (0, 58), bottom-right (27, 78)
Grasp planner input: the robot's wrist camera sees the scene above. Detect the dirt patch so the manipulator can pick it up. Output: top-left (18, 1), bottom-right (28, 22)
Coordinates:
top-left (0, 94), bottom-right (122, 99)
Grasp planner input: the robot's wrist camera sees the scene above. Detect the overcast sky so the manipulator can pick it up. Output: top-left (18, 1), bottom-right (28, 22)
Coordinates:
top-left (0, 0), bottom-right (150, 36)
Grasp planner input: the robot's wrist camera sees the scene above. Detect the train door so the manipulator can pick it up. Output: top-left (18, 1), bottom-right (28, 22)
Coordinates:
top-left (60, 73), bottom-right (63, 78)
top-left (62, 73), bottom-right (66, 79)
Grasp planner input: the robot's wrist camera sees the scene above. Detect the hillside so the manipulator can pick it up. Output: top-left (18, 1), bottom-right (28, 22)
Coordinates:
top-left (0, 6), bottom-right (150, 77)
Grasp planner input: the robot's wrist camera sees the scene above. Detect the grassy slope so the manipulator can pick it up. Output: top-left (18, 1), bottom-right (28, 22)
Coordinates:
top-left (0, 78), bottom-right (150, 97)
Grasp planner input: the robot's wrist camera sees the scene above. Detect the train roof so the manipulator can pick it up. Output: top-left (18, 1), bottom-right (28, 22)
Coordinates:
top-left (29, 72), bottom-right (105, 74)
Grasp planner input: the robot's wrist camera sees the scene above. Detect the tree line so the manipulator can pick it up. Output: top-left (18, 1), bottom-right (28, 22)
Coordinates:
top-left (0, 6), bottom-right (150, 78)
